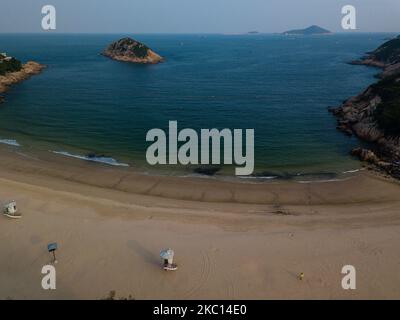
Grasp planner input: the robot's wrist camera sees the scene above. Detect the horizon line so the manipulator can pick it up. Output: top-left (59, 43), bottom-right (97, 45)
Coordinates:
top-left (0, 31), bottom-right (398, 35)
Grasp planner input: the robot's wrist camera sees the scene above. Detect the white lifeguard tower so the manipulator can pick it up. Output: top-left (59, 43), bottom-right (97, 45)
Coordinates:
top-left (3, 201), bottom-right (21, 219)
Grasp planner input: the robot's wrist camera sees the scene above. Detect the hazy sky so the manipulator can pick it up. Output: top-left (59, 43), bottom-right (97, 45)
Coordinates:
top-left (0, 0), bottom-right (399, 33)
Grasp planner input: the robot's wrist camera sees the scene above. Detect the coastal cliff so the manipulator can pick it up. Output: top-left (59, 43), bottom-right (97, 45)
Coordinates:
top-left (329, 36), bottom-right (400, 179)
top-left (350, 35), bottom-right (400, 78)
top-left (0, 59), bottom-right (45, 103)
top-left (102, 37), bottom-right (164, 64)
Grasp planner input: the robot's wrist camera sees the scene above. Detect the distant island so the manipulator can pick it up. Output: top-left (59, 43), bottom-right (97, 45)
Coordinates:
top-left (102, 37), bottom-right (164, 64)
top-left (283, 25), bottom-right (332, 35)
top-left (329, 35), bottom-right (400, 179)
top-left (0, 53), bottom-right (45, 104)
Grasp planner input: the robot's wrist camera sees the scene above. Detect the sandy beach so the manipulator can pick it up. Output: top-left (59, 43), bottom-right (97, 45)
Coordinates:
top-left (1, 144), bottom-right (400, 299)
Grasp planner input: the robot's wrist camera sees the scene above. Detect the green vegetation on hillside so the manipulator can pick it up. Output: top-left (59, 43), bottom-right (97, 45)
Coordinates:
top-left (131, 43), bottom-right (149, 58)
top-left (371, 36), bottom-right (400, 64)
top-left (373, 75), bottom-right (400, 135)
top-left (0, 57), bottom-right (22, 75)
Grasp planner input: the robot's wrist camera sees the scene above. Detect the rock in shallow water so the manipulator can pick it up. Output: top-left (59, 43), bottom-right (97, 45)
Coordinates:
top-left (351, 148), bottom-right (380, 164)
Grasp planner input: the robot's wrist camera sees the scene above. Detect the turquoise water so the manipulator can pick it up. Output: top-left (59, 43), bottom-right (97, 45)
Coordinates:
top-left (0, 33), bottom-right (391, 177)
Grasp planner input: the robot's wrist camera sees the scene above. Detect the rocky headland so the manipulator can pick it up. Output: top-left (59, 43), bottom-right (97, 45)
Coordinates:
top-left (0, 59), bottom-right (45, 103)
top-left (102, 37), bottom-right (164, 64)
top-left (329, 35), bottom-right (400, 179)
top-left (350, 35), bottom-right (400, 78)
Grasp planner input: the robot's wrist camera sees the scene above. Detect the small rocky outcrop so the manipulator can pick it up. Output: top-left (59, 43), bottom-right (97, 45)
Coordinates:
top-left (350, 147), bottom-right (400, 179)
top-left (351, 148), bottom-right (381, 164)
top-left (102, 37), bottom-right (164, 64)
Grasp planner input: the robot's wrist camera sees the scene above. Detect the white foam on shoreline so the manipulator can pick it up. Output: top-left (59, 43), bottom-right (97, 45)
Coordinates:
top-left (343, 168), bottom-right (364, 174)
top-left (238, 175), bottom-right (278, 180)
top-left (0, 139), bottom-right (21, 147)
top-left (52, 151), bottom-right (129, 167)
top-left (298, 177), bottom-right (351, 184)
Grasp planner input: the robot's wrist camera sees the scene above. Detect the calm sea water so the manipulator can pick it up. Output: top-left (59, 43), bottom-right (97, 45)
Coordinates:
top-left (0, 33), bottom-right (392, 177)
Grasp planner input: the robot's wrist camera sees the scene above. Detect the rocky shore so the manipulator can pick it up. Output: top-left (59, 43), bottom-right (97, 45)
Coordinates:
top-left (102, 37), bottom-right (164, 64)
top-left (0, 61), bottom-right (45, 103)
top-left (329, 36), bottom-right (400, 179)
top-left (350, 36), bottom-right (400, 78)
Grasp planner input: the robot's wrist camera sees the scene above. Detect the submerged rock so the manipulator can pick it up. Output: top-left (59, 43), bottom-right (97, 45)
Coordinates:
top-left (193, 166), bottom-right (221, 176)
top-left (87, 153), bottom-right (107, 159)
top-left (102, 37), bottom-right (164, 64)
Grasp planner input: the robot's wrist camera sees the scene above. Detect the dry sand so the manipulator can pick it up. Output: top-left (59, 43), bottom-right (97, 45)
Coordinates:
top-left (0, 145), bottom-right (400, 299)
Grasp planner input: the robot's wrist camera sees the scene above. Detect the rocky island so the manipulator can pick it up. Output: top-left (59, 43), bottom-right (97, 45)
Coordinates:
top-left (0, 53), bottom-right (45, 104)
top-left (102, 37), bottom-right (164, 64)
top-left (283, 25), bottom-right (332, 35)
top-left (329, 35), bottom-right (400, 179)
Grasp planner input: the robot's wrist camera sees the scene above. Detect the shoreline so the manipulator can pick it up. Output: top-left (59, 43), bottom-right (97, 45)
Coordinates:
top-left (0, 142), bottom-right (366, 190)
top-left (1, 141), bottom-right (400, 299)
top-left (1, 35), bottom-right (400, 299)
top-left (0, 143), bottom-right (399, 205)
top-left (0, 134), bottom-right (363, 183)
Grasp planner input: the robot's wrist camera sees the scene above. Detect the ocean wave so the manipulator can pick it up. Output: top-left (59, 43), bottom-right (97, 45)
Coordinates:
top-left (0, 139), bottom-right (21, 147)
top-left (298, 177), bottom-right (351, 184)
top-left (238, 175), bottom-right (278, 180)
top-left (342, 168), bottom-right (364, 174)
top-left (52, 151), bottom-right (129, 167)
